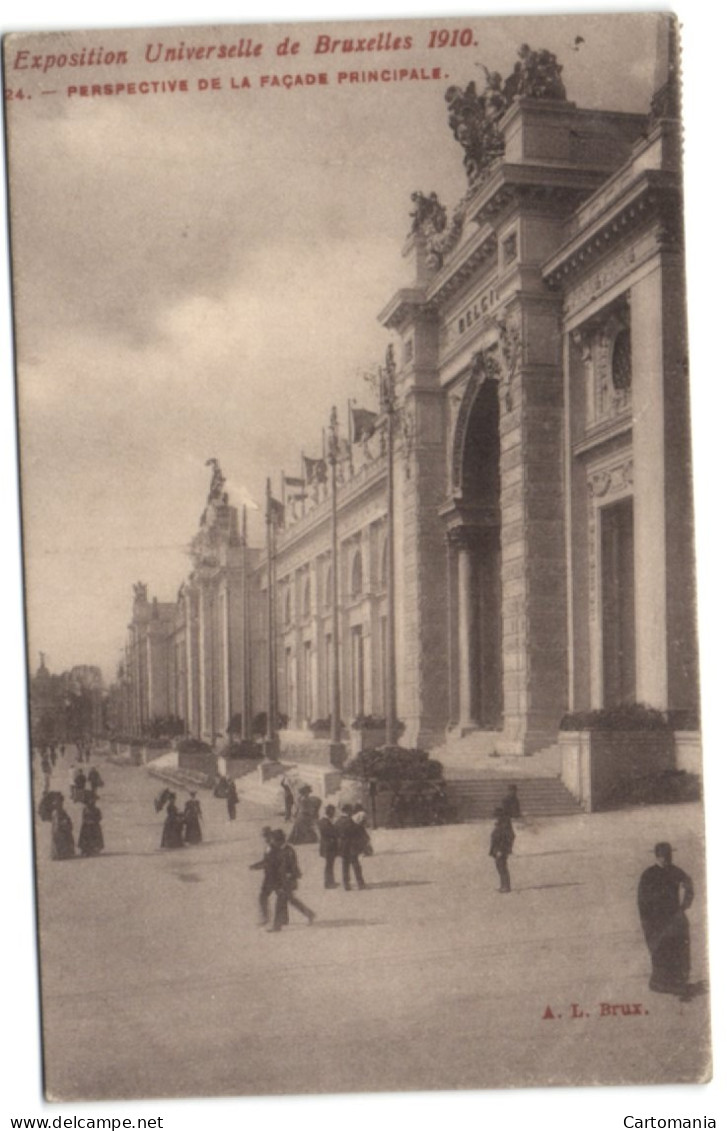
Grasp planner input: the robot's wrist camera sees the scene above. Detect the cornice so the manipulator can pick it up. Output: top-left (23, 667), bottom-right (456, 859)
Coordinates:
top-left (543, 169), bottom-right (681, 287)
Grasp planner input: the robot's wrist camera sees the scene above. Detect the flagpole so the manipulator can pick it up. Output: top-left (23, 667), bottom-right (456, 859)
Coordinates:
top-left (329, 407), bottom-right (342, 746)
top-left (241, 505), bottom-right (253, 743)
top-left (265, 478), bottom-right (278, 750)
top-left (382, 348), bottom-right (398, 749)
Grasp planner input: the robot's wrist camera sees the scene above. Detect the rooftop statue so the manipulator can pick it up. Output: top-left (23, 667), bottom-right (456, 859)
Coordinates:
top-left (446, 45), bottom-right (567, 186)
top-left (204, 457), bottom-right (226, 503)
top-left (132, 581), bottom-right (148, 603)
top-left (409, 191), bottom-right (447, 237)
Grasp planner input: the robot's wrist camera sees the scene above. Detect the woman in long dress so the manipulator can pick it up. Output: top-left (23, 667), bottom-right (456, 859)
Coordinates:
top-left (78, 799), bottom-right (104, 856)
top-left (160, 794), bottom-right (185, 849)
top-left (288, 785), bottom-right (321, 845)
top-left (50, 796), bottom-right (75, 860)
top-left (183, 793), bottom-right (203, 844)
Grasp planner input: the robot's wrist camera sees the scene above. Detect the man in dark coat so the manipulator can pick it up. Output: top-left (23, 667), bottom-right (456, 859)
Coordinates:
top-left (335, 804), bottom-right (366, 891)
top-left (638, 842), bottom-right (694, 998)
top-left (489, 807), bottom-right (515, 893)
top-left (226, 778), bottom-right (239, 821)
top-left (318, 804), bottom-right (339, 888)
top-left (269, 830), bottom-right (316, 931)
top-left (249, 826), bottom-right (276, 925)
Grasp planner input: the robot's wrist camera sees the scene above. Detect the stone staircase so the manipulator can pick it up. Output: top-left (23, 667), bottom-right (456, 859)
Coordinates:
top-left (433, 737), bottom-right (583, 820)
top-left (444, 776), bottom-right (583, 821)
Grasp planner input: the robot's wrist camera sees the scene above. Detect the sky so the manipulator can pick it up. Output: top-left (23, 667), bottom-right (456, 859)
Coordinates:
top-left (4, 10), bottom-right (665, 683)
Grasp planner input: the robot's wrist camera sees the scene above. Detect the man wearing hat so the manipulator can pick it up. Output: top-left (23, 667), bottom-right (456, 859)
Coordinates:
top-left (489, 807), bottom-right (515, 893)
top-left (249, 826), bottom-right (276, 926)
top-left (637, 842), bottom-right (695, 998)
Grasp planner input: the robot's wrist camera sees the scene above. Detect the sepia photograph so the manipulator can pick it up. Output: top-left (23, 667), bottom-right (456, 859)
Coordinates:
top-left (1, 0), bottom-right (724, 1125)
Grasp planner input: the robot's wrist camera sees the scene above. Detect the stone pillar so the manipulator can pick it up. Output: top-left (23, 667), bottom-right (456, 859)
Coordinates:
top-left (198, 582), bottom-right (209, 740)
top-left (457, 540), bottom-right (477, 731)
top-left (630, 269), bottom-right (667, 708)
top-left (499, 295), bottom-right (568, 753)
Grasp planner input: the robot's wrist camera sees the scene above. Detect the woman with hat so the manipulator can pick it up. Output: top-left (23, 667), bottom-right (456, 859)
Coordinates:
top-left (287, 783), bottom-right (321, 845)
top-left (50, 795), bottom-right (75, 860)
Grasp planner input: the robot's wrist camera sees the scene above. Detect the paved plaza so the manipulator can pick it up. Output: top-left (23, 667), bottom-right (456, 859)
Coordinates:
top-left (33, 753), bottom-right (710, 1102)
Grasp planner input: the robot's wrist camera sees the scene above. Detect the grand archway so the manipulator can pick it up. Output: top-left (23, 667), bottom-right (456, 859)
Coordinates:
top-left (448, 376), bottom-right (503, 730)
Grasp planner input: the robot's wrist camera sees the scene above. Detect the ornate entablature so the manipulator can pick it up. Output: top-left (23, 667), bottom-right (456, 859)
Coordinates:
top-left (572, 301), bottom-right (632, 431)
top-left (543, 173), bottom-right (682, 306)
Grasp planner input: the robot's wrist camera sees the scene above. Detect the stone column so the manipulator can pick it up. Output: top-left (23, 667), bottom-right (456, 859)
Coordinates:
top-left (630, 268), bottom-right (668, 708)
top-left (451, 528), bottom-right (477, 731)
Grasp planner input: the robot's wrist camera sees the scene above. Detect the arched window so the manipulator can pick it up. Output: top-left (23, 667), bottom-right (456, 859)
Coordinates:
top-left (324, 564), bottom-right (333, 609)
top-left (284, 587), bottom-right (292, 626)
top-left (302, 577), bottom-right (311, 618)
top-left (350, 550), bottom-right (363, 599)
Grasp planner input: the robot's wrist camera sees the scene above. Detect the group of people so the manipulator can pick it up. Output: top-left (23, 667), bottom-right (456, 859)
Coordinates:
top-left (37, 744), bottom-right (105, 860)
top-left (250, 828), bottom-right (316, 932)
top-left (248, 794), bottom-right (374, 933)
top-left (156, 788), bottom-right (203, 848)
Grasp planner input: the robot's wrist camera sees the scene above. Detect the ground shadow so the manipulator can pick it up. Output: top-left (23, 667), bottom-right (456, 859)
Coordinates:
top-left (368, 848), bottom-right (428, 856)
top-left (364, 880), bottom-right (433, 890)
top-left (681, 980), bottom-right (709, 1001)
top-left (514, 882), bottom-right (585, 892)
top-left (305, 918), bottom-right (386, 929)
top-left (518, 850), bottom-right (577, 858)
top-left (174, 873), bottom-right (203, 882)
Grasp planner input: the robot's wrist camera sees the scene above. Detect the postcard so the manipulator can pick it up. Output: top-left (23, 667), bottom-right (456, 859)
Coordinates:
top-left (3, 7), bottom-right (714, 1109)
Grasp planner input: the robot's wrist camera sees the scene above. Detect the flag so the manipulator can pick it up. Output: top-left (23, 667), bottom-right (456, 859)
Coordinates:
top-left (284, 476), bottom-right (305, 488)
top-left (351, 406), bottom-right (378, 443)
top-left (303, 455), bottom-right (327, 484)
top-left (267, 495), bottom-right (285, 528)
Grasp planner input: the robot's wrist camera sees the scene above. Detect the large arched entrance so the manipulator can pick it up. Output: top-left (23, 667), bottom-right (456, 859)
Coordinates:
top-left (449, 375), bottom-right (503, 730)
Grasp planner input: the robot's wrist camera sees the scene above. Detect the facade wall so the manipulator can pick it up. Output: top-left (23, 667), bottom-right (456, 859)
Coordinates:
top-left (114, 90), bottom-right (698, 758)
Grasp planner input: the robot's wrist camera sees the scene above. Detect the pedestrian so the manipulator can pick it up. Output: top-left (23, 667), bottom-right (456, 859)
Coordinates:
top-left (489, 807), bottom-right (515, 893)
top-left (59, 744), bottom-right (66, 759)
top-left (41, 753), bottom-right (52, 792)
top-left (249, 826), bottom-right (276, 925)
top-left (501, 784), bottom-right (521, 820)
top-left (638, 842), bottom-right (695, 999)
top-left (288, 783), bottom-right (321, 845)
top-left (269, 830), bottom-right (316, 932)
top-left (72, 767), bottom-right (87, 803)
top-left (154, 786), bottom-right (172, 813)
top-left (50, 795), bottom-right (75, 860)
top-left (49, 743), bottom-right (57, 767)
top-left (352, 803), bottom-right (373, 856)
top-left (78, 797), bottom-right (104, 856)
top-left (335, 804), bottom-right (367, 891)
top-left (87, 766), bottom-right (104, 793)
top-left (226, 778), bottom-right (239, 821)
top-left (280, 775), bottom-right (295, 822)
top-left (183, 791), bottom-right (203, 845)
top-left (213, 774), bottom-right (229, 799)
top-left (318, 804), bottom-right (339, 888)
top-left (160, 792), bottom-right (185, 849)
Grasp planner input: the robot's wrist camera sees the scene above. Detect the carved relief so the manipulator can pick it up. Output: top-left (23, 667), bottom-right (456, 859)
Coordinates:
top-left (573, 302), bottom-right (631, 431)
